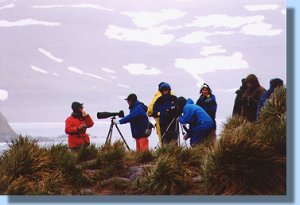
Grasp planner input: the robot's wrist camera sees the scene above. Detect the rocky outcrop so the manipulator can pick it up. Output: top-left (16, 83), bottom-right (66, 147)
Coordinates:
top-left (0, 112), bottom-right (18, 142)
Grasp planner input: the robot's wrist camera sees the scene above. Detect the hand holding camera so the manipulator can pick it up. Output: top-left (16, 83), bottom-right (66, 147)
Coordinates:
top-left (113, 119), bottom-right (120, 125)
top-left (78, 124), bottom-right (87, 133)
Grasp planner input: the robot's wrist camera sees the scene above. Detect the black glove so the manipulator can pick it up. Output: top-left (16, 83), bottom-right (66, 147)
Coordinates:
top-left (78, 124), bottom-right (87, 133)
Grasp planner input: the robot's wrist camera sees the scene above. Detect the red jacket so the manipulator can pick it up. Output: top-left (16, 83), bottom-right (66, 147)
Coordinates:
top-left (65, 114), bottom-right (94, 148)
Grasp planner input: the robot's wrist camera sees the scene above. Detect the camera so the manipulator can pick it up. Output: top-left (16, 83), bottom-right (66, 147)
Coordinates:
top-left (97, 110), bottom-right (124, 119)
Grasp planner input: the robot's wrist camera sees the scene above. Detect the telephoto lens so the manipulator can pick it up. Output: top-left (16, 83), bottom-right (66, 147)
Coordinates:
top-left (97, 110), bottom-right (124, 119)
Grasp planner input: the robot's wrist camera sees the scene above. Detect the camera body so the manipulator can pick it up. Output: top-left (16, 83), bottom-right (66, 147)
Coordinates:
top-left (97, 110), bottom-right (124, 119)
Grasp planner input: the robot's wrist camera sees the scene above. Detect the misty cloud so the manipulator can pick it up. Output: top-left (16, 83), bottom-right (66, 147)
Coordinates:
top-left (0, 3), bottom-right (14, 10)
top-left (175, 52), bottom-right (249, 86)
top-left (186, 14), bottom-right (265, 29)
top-left (31, 4), bottom-right (114, 11)
top-left (123, 64), bottom-right (162, 75)
top-left (105, 25), bottom-right (175, 46)
top-left (240, 22), bottom-right (282, 36)
top-left (244, 4), bottom-right (279, 11)
top-left (177, 31), bottom-right (235, 44)
top-left (122, 9), bottom-right (186, 28)
top-left (0, 18), bottom-right (60, 27)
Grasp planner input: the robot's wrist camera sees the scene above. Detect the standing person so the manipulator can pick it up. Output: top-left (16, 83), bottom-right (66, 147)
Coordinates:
top-left (147, 82), bottom-right (175, 146)
top-left (256, 78), bottom-right (284, 119)
top-left (196, 83), bottom-right (217, 131)
top-left (65, 102), bottom-right (94, 149)
top-left (176, 97), bottom-right (214, 147)
top-left (241, 74), bottom-right (266, 122)
top-left (113, 94), bottom-right (149, 152)
top-left (153, 82), bottom-right (178, 145)
top-left (232, 78), bottom-right (247, 116)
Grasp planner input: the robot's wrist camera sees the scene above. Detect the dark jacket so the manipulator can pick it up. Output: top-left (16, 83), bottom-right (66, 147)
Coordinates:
top-left (256, 78), bottom-right (283, 119)
top-left (119, 101), bottom-right (149, 139)
top-left (153, 93), bottom-right (177, 128)
top-left (196, 94), bottom-right (217, 121)
top-left (232, 80), bottom-right (247, 116)
top-left (178, 99), bottom-right (213, 146)
top-left (242, 74), bottom-right (266, 122)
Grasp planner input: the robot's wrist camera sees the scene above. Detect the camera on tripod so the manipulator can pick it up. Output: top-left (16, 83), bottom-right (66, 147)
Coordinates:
top-left (96, 110), bottom-right (124, 119)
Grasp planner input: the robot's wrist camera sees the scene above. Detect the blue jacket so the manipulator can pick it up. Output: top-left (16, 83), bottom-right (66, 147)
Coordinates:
top-left (196, 94), bottom-right (217, 120)
top-left (179, 99), bottom-right (213, 139)
top-left (256, 88), bottom-right (275, 120)
top-left (119, 101), bottom-right (149, 139)
top-left (153, 94), bottom-right (177, 127)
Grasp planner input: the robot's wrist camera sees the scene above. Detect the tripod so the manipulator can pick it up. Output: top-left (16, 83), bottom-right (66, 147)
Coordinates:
top-left (105, 117), bottom-right (131, 151)
top-left (154, 117), bottom-right (179, 149)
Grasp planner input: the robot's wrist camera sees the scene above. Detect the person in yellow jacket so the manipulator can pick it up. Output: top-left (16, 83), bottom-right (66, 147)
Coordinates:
top-left (147, 82), bottom-right (174, 146)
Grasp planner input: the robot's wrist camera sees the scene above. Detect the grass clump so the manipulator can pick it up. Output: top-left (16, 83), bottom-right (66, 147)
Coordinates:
top-left (0, 137), bottom-right (65, 195)
top-left (134, 154), bottom-right (189, 195)
top-left (94, 140), bottom-right (126, 180)
top-left (201, 135), bottom-right (286, 195)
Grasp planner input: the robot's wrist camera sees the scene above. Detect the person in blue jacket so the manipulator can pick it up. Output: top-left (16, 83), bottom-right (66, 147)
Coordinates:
top-left (256, 78), bottom-right (283, 120)
top-left (153, 82), bottom-right (178, 145)
top-left (114, 93), bottom-right (149, 151)
top-left (196, 83), bottom-right (217, 131)
top-left (176, 97), bottom-right (214, 147)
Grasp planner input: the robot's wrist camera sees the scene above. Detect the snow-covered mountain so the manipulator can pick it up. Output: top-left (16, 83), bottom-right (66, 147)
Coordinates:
top-left (0, 0), bottom-right (286, 123)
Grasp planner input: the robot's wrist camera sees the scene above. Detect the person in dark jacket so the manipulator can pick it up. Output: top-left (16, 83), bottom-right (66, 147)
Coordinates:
top-left (256, 78), bottom-right (284, 119)
top-left (176, 97), bottom-right (214, 147)
top-left (241, 74), bottom-right (266, 122)
top-left (153, 82), bottom-right (178, 145)
top-left (65, 102), bottom-right (94, 149)
top-left (232, 78), bottom-right (247, 116)
top-left (196, 83), bottom-right (217, 131)
top-left (114, 93), bottom-right (149, 151)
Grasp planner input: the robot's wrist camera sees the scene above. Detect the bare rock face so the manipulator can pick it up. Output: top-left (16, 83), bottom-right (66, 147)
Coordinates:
top-left (0, 112), bottom-right (18, 142)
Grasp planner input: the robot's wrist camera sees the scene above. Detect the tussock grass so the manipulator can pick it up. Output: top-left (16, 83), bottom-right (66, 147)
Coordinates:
top-left (257, 87), bottom-right (286, 156)
top-left (94, 140), bottom-right (126, 180)
top-left (134, 154), bottom-right (189, 195)
top-left (201, 135), bottom-right (286, 195)
top-left (0, 137), bottom-right (65, 194)
top-left (200, 87), bottom-right (286, 195)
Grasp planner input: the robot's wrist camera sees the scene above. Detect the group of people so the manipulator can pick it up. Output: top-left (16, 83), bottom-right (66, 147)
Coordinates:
top-left (232, 74), bottom-right (283, 122)
top-left (64, 73), bottom-right (283, 151)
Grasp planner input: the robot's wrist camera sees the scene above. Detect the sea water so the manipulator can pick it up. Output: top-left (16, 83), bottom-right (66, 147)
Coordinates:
top-left (0, 119), bottom-right (225, 153)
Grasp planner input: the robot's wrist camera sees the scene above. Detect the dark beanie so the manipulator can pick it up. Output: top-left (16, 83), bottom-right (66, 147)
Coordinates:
top-left (270, 78), bottom-right (283, 89)
top-left (176, 97), bottom-right (187, 114)
top-left (71, 102), bottom-right (83, 113)
top-left (159, 82), bottom-right (171, 92)
top-left (158, 82), bottom-right (165, 90)
top-left (125, 93), bottom-right (137, 104)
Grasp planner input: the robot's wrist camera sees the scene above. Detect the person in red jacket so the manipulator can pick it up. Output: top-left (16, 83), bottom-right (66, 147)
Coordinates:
top-left (65, 102), bottom-right (94, 149)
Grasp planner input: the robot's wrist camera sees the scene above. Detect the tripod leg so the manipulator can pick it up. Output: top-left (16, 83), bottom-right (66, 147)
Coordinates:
top-left (114, 124), bottom-right (131, 151)
top-left (105, 123), bottom-right (114, 145)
